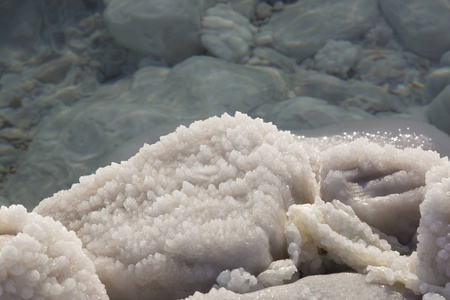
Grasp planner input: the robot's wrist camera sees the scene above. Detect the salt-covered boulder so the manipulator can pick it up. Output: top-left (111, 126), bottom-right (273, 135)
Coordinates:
top-left (379, 0), bottom-right (450, 60)
top-left (260, 0), bottom-right (379, 61)
top-left (319, 138), bottom-right (445, 244)
top-left (34, 113), bottom-right (319, 299)
top-left (0, 205), bottom-right (108, 299)
top-left (103, 0), bottom-right (205, 65)
top-left (415, 161), bottom-right (450, 297)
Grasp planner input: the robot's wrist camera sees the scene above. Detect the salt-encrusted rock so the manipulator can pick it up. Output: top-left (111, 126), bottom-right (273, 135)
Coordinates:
top-left (287, 197), bottom-right (410, 273)
top-left (256, 259), bottom-right (298, 287)
top-left (427, 85), bottom-right (450, 135)
top-left (201, 4), bottom-right (257, 63)
top-left (215, 268), bottom-right (263, 293)
top-left (103, 0), bottom-right (205, 65)
top-left (319, 138), bottom-right (445, 244)
top-left (0, 205), bottom-right (108, 299)
top-left (313, 40), bottom-right (360, 78)
top-left (260, 0), bottom-right (379, 61)
top-left (379, 0), bottom-right (450, 60)
top-left (415, 161), bottom-right (450, 297)
top-left (34, 113), bottom-right (319, 299)
top-left (187, 273), bottom-right (420, 300)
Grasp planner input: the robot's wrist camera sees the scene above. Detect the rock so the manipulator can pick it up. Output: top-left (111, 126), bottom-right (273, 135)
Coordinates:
top-left (103, 0), bottom-right (205, 65)
top-left (31, 53), bottom-right (78, 84)
top-left (256, 2), bottom-right (272, 19)
top-left (313, 40), bottom-right (360, 78)
top-left (201, 4), bottom-right (256, 63)
top-left (427, 85), bottom-right (450, 135)
top-left (146, 56), bottom-right (288, 116)
top-left (424, 68), bottom-right (450, 104)
top-left (288, 71), bottom-right (404, 113)
top-left (205, 0), bottom-right (257, 18)
top-left (250, 47), bottom-right (296, 72)
top-left (251, 97), bottom-right (371, 131)
top-left (356, 49), bottom-right (419, 86)
top-left (261, 0), bottom-right (379, 61)
top-left (379, 0), bottom-right (450, 60)
top-left (439, 51), bottom-right (450, 67)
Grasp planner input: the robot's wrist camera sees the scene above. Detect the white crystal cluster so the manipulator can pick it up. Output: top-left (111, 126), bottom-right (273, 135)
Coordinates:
top-left (0, 205), bottom-right (107, 299)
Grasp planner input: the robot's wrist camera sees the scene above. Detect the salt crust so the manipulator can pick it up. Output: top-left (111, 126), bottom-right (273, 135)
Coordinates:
top-left (319, 138), bottom-right (444, 244)
top-left (20, 112), bottom-right (450, 299)
top-left (34, 112), bottom-right (319, 299)
top-left (0, 205), bottom-right (107, 299)
top-left (414, 161), bottom-right (450, 298)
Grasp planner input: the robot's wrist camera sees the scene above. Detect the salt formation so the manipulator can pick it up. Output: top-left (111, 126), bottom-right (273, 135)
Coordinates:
top-left (415, 161), bottom-right (450, 297)
top-left (319, 139), bottom-right (444, 244)
top-left (34, 112), bottom-right (319, 299)
top-left (0, 205), bottom-right (107, 299)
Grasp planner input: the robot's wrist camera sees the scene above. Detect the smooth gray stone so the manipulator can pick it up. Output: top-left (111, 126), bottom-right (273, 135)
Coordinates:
top-left (261, 0), bottom-right (379, 61)
top-left (427, 85), bottom-right (450, 136)
top-left (251, 96), bottom-right (371, 131)
top-left (424, 68), bottom-right (450, 104)
top-left (379, 0), bottom-right (450, 60)
top-left (145, 56), bottom-right (288, 117)
top-left (287, 71), bottom-right (404, 113)
top-left (103, 0), bottom-right (205, 65)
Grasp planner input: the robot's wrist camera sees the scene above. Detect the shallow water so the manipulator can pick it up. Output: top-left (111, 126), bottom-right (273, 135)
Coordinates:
top-left (0, 0), bottom-right (449, 208)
